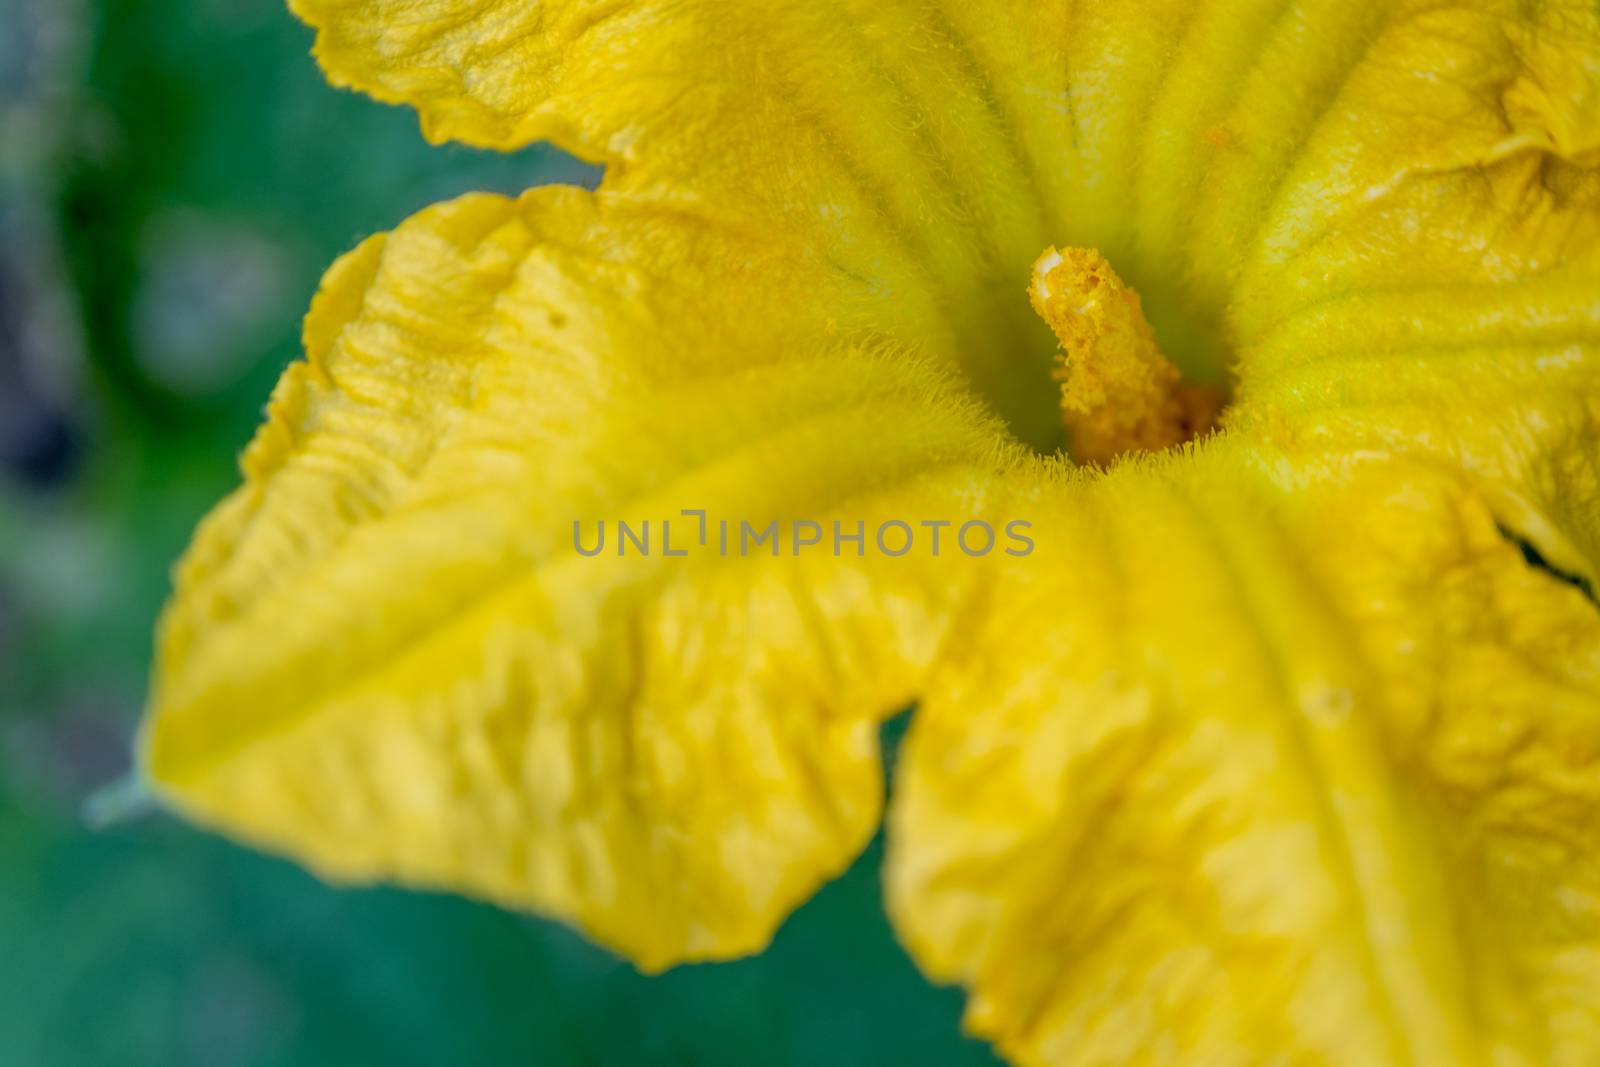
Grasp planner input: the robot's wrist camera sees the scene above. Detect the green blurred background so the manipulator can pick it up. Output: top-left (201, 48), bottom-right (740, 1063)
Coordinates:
top-left (0, 2), bottom-right (1000, 1063)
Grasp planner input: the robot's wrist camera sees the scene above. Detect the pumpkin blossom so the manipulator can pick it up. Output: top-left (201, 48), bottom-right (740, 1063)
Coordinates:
top-left (139, 1), bottom-right (1600, 1064)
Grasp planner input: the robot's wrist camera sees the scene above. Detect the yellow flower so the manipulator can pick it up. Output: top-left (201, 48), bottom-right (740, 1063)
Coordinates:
top-left (141, 1), bottom-right (1600, 1064)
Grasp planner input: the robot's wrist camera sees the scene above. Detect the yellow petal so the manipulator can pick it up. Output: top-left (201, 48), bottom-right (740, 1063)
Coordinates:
top-left (142, 186), bottom-right (1021, 970)
top-left (286, 0), bottom-right (1093, 449)
top-left (1220, 0), bottom-right (1600, 584)
top-left (888, 441), bottom-right (1600, 1066)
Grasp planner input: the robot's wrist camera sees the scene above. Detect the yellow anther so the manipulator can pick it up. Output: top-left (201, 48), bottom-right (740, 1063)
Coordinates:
top-left (1029, 246), bottom-right (1224, 466)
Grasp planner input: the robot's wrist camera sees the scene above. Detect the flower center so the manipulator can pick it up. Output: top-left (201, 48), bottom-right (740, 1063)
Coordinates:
top-left (1029, 247), bottom-right (1225, 466)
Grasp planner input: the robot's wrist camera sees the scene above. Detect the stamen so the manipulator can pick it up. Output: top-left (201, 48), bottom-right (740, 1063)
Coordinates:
top-left (1029, 247), bottom-right (1224, 466)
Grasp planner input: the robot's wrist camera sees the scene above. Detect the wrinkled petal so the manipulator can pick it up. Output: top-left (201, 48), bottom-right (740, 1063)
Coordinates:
top-left (287, 0), bottom-right (1089, 448)
top-left (1222, 0), bottom-right (1600, 583)
top-left (888, 441), bottom-right (1600, 1066)
top-left (142, 186), bottom-right (1020, 969)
